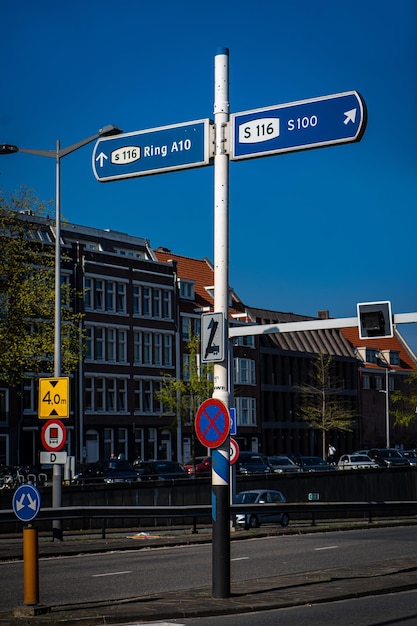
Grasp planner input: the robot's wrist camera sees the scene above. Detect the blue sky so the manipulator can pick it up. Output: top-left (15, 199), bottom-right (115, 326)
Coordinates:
top-left (1, 0), bottom-right (417, 351)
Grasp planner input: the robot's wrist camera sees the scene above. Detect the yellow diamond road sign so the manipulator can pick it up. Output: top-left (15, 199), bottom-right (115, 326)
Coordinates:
top-left (38, 377), bottom-right (70, 419)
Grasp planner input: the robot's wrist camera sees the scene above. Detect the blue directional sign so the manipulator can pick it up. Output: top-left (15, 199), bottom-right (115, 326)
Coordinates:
top-left (12, 484), bottom-right (41, 522)
top-left (92, 119), bottom-right (212, 182)
top-left (230, 91), bottom-right (366, 160)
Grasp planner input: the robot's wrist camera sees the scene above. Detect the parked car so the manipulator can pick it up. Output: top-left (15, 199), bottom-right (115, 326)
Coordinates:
top-left (236, 452), bottom-right (272, 475)
top-left (267, 456), bottom-right (300, 473)
top-left (399, 450), bottom-right (417, 466)
top-left (183, 456), bottom-right (212, 476)
top-left (295, 456), bottom-right (336, 472)
top-left (74, 459), bottom-right (138, 484)
top-left (367, 448), bottom-right (411, 468)
top-left (337, 454), bottom-right (379, 470)
top-left (234, 489), bottom-right (289, 529)
top-left (135, 460), bottom-right (189, 480)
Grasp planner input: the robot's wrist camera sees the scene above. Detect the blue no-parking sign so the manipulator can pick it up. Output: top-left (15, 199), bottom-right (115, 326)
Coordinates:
top-left (195, 398), bottom-right (230, 449)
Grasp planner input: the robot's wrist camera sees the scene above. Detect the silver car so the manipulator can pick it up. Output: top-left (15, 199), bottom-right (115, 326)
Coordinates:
top-left (337, 454), bottom-right (379, 470)
top-left (234, 489), bottom-right (289, 529)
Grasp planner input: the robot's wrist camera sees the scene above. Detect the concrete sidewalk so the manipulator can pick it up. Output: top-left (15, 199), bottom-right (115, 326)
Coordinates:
top-left (1, 524), bottom-right (417, 625)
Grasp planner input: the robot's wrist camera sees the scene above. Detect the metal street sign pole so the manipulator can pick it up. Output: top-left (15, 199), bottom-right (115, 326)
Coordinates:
top-left (212, 47), bottom-right (231, 599)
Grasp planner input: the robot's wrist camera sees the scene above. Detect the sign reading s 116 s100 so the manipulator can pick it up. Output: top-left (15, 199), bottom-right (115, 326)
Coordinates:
top-left (92, 119), bottom-right (212, 182)
top-left (230, 91), bottom-right (367, 160)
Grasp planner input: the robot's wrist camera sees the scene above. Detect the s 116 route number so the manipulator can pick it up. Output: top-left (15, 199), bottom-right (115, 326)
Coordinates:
top-left (237, 114), bottom-right (319, 144)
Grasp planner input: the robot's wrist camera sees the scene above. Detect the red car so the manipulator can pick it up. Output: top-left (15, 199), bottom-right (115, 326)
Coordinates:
top-left (183, 456), bottom-right (212, 476)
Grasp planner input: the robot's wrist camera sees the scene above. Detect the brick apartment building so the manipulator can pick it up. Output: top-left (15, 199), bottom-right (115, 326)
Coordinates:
top-left (1, 216), bottom-right (416, 468)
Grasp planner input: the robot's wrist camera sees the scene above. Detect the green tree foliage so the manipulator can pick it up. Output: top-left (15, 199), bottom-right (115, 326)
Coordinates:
top-left (391, 370), bottom-right (417, 427)
top-left (155, 335), bottom-right (213, 457)
top-left (297, 352), bottom-right (356, 458)
top-left (0, 187), bottom-right (84, 387)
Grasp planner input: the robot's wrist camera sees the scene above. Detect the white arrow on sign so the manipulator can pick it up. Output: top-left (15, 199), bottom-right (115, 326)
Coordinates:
top-left (16, 493), bottom-right (26, 511)
top-left (95, 152), bottom-right (108, 167)
top-left (344, 108), bottom-right (357, 124)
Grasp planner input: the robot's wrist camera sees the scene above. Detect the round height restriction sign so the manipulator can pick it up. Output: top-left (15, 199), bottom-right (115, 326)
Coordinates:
top-left (195, 398), bottom-right (230, 449)
top-left (41, 419), bottom-right (67, 452)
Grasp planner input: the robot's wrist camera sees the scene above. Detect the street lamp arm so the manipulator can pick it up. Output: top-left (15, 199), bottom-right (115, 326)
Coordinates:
top-left (1, 124), bottom-right (123, 160)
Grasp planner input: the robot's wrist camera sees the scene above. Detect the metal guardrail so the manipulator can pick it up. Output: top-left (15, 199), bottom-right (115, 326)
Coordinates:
top-left (1, 501), bottom-right (417, 525)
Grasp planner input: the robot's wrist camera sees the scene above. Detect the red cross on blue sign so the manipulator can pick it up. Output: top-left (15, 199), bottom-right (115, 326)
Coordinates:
top-left (195, 398), bottom-right (230, 449)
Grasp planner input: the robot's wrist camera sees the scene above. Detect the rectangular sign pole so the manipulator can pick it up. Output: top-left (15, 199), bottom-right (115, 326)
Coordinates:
top-left (211, 47), bottom-right (231, 599)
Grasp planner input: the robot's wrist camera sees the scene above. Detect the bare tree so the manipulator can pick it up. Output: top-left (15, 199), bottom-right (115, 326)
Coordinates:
top-left (297, 352), bottom-right (356, 458)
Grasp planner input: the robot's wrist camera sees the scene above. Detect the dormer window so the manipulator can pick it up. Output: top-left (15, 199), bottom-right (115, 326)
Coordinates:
top-left (205, 285), bottom-right (234, 307)
top-left (179, 279), bottom-right (195, 300)
top-left (380, 349), bottom-right (400, 366)
top-left (365, 348), bottom-right (378, 364)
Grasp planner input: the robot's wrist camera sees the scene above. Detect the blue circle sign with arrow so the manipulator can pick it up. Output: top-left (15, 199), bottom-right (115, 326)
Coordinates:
top-left (12, 484), bottom-right (41, 522)
top-left (195, 398), bottom-right (230, 449)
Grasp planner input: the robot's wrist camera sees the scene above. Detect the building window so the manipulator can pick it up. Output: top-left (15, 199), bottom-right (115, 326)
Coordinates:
top-left (235, 397), bottom-right (256, 426)
top-left (163, 290), bottom-right (172, 319)
top-left (143, 287), bottom-right (151, 316)
top-left (233, 335), bottom-right (255, 348)
top-left (84, 277), bottom-right (92, 309)
top-left (107, 328), bottom-right (116, 362)
top-left (84, 276), bottom-right (127, 313)
top-left (95, 279), bottom-right (104, 310)
top-left (134, 428), bottom-right (144, 460)
top-left (133, 285), bottom-right (141, 314)
top-left (86, 377), bottom-right (128, 413)
top-left (86, 325), bottom-right (129, 363)
top-left (106, 281), bottom-right (115, 311)
top-left (363, 374), bottom-right (370, 390)
top-left (154, 333), bottom-right (162, 366)
top-left (144, 332), bottom-right (152, 365)
top-left (95, 327), bottom-right (104, 361)
top-left (104, 428), bottom-right (114, 459)
top-left (0, 389), bottom-right (8, 425)
top-left (179, 279), bottom-right (195, 300)
top-left (163, 334), bottom-right (173, 366)
top-left (134, 331), bottom-right (142, 364)
top-left (390, 352), bottom-right (400, 366)
top-left (375, 376), bottom-right (383, 390)
top-left (0, 434), bottom-right (8, 465)
top-left (23, 379), bottom-right (35, 413)
top-left (117, 283), bottom-right (126, 313)
top-left (133, 330), bottom-right (173, 367)
top-left (134, 378), bottom-right (163, 415)
top-left (365, 349), bottom-right (378, 364)
top-left (234, 358), bottom-right (256, 385)
top-left (153, 289), bottom-right (161, 318)
top-left (182, 316), bottom-right (192, 340)
top-left (117, 329), bottom-right (127, 363)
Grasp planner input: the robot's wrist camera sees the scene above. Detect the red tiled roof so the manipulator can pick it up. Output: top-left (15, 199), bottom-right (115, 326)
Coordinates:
top-left (154, 249), bottom-right (247, 318)
top-left (340, 326), bottom-right (416, 371)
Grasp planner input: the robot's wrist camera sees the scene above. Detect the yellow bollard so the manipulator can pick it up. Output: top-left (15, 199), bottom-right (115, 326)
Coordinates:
top-left (23, 526), bottom-right (39, 605)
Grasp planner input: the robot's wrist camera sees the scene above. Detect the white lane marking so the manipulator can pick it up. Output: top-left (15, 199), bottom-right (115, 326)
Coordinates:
top-left (92, 570), bottom-right (132, 577)
top-left (231, 556), bottom-right (249, 562)
top-left (315, 545), bottom-right (338, 551)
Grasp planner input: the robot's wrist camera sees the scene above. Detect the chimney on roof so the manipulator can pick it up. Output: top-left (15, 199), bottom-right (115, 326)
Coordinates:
top-left (318, 310), bottom-right (330, 319)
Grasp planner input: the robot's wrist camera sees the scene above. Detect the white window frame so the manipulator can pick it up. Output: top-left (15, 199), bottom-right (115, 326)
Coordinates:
top-left (235, 397), bottom-right (257, 426)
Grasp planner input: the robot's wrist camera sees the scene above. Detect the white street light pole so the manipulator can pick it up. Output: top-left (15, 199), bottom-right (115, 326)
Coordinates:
top-left (385, 368), bottom-right (393, 449)
top-left (1, 125), bottom-right (122, 540)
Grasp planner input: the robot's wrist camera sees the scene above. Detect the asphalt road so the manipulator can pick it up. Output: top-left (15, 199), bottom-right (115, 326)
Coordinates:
top-left (2, 525), bottom-right (417, 613)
